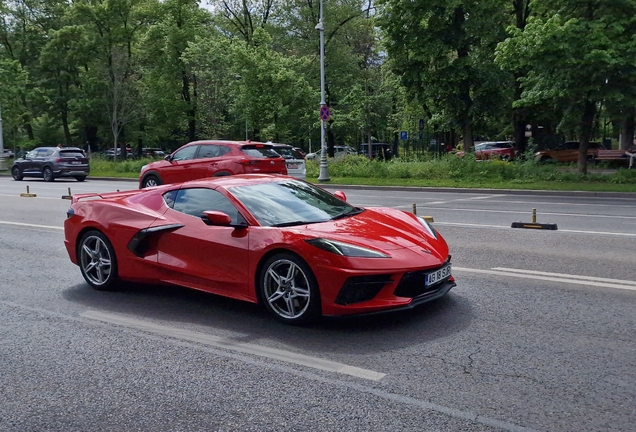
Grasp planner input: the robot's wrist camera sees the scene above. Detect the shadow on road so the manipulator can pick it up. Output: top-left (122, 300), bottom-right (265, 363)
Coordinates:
top-left (62, 281), bottom-right (474, 355)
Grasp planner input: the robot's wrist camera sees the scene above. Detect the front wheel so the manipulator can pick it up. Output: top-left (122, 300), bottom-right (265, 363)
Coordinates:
top-left (75, 176), bottom-right (86, 182)
top-left (259, 253), bottom-right (321, 325)
top-left (78, 230), bottom-right (119, 290)
top-left (142, 174), bottom-right (162, 188)
top-left (11, 166), bottom-right (23, 181)
top-left (42, 166), bottom-right (54, 182)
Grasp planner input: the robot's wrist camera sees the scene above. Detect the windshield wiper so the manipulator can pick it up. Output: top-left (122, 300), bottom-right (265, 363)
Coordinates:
top-left (331, 207), bottom-right (364, 220)
top-left (272, 220), bottom-right (309, 227)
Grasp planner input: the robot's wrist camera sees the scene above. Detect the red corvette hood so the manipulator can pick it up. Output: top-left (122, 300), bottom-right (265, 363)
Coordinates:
top-left (298, 207), bottom-right (443, 254)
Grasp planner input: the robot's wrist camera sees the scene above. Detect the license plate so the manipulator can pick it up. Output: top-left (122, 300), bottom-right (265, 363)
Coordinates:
top-left (71, 161), bottom-right (81, 164)
top-left (425, 264), bottom-right (451, 287)
top-left (287, 163), bottom-right (299, 169)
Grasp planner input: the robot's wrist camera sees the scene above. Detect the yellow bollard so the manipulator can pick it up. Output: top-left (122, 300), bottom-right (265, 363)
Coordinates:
top-left (20, 185), bottom-right (37, 198)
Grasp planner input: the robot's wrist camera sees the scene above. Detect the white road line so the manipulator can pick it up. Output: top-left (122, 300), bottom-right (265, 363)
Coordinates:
top-left (80, 310), bottom-right (386, 382)
top-left (492, 267), bottom-right (636, 286)
top-left (0, 220), bottom-right (63, 230)
top-left (0, 193), bottom-right (64, 200)
top-left (454, 267), bottom-right (636, 291)
top-left (434, 221), bottom-right (636, 237)
top-left (421, 206), bottom-right (636, 220)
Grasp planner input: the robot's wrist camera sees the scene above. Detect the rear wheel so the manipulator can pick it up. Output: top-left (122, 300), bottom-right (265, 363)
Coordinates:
top-left (78, 230), bottom-right (119, 290)
top-left (259, 253), bottom-right (321, 325)
top-left (142, 174), bottom-right (162, 188)
top-left (42, 166), bottom-right (54, 182)
top-left (11, 166), bottom-right (23, 181)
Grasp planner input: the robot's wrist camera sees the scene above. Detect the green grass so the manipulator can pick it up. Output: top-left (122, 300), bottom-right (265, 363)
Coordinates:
top-left (88, 154), bottom-right (636, 192)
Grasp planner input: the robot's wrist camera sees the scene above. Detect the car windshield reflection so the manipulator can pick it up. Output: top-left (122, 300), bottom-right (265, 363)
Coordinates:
top-left (229, 180), bottom-right (355, 227)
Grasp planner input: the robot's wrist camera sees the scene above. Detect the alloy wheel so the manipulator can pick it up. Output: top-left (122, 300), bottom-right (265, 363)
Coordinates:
top-left (263, 258), bottom-right (311, 320)
top-left (79, 234), bottom-right (113, 286)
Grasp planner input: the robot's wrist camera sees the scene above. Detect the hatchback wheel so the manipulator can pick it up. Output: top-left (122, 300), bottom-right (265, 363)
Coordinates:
top-left (78, 230), bottom-right (119, 290)
top-left (142, 174), bottom-right (161, 188)
top-left (259, 253), bottom-right (320, 324)
top-left (11, 166), bottom-right (23, 181)
top-left (42, 166), bottom-right (54, 182)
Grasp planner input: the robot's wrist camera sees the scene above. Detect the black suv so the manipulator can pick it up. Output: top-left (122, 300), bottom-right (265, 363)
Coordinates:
top-left (11, 147), bottom-right (90, 182)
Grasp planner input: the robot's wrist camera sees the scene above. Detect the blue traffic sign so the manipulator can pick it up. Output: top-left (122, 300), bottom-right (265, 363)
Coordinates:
top-left (400, 131), bottom-right (408, 140)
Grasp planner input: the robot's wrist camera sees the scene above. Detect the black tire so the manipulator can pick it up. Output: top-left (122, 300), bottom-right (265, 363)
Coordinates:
top-left (42, 166), bottom-right (55, 182)
top-left (11, 166), bottom-right (23, 181)
top-left (142, 174), bottom-right (162, 188)
top-left (77, 230), bottom-right (119, 291)
top-left (75, 176), bottom-right (87, 182)
top-left (258, 252), bottom-right (321, 325)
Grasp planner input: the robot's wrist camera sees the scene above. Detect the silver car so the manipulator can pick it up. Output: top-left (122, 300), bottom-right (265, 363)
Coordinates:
top-left (271, 144), bottom-right (306, 180)
top-left (11, 147), bottom-right (90, 182)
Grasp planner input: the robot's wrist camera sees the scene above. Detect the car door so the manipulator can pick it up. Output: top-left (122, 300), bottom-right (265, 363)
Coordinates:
top-left (161, 145), bottom-right (199, 184)
top-left (155, 187), bottom-right (250, 299)
top-left (20, 149), bottom-right (39, 174)
top-left (31, 148), bottom-right (51, 174)
top-left (190, 144), bottom-right (226, 178)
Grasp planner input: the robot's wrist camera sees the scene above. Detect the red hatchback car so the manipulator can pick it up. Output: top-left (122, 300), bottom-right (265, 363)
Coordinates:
top-left (139, 140), bottom-right (287, 188)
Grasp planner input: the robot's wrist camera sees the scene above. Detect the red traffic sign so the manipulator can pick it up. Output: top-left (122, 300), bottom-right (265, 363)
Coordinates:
top-left (320, 105), bottom-right (331, 121)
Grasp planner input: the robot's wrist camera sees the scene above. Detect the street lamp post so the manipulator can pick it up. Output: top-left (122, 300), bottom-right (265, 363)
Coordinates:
top-left (0, 102), bottom-right (5, 171)
top-left (316, 0), bottom-right (330, 182)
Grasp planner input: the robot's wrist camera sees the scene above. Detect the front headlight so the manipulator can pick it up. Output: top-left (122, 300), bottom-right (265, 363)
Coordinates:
top-left (305, 238), bottom-right (390, 258)
top-left (141, 164), bottom-right (148, 173)
top-left (418, 217), bottom-right (438, 240)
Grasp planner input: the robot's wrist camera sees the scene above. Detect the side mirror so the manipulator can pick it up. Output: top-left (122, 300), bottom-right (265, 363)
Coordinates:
top-left (201, 211), bottom-right (232, 226)
top-left (333, 190), bottom-right (347, 201)
top-left (164, 154), bottom-right (173, 162)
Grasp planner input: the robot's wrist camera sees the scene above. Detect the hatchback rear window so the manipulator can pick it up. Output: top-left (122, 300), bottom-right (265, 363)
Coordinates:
top-left (60, 151), bottom-right (86, 158)
top-left (274, 147), bottom-right (304, 159)
top-left (241, 145), bottom-right (280, 158)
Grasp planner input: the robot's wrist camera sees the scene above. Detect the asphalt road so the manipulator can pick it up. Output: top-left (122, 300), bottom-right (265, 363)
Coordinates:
top-left (1, 177), bottom-right (635, 431)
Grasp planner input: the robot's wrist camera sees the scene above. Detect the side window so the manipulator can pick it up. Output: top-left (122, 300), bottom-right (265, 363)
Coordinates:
top-left (217, 146), bottom-right (231, 156)
top-left (163, 190), bottom-right (178, 209)
top-left (197, 145), bottom-right (219, 159)
top-left (172, 188), bottom-right (243, 225)
top-left (172, 145), bottom-right (198, 161)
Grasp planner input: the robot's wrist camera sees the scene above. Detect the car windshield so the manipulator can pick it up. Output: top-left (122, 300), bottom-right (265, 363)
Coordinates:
top-left (229, 180), bottom-right (356, 227)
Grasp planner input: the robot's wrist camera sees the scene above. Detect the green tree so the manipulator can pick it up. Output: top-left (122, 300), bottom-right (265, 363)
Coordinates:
top-left (497, 0), bottom-right (636, 173)
top-left (378, 0), bottom-right (511, 149)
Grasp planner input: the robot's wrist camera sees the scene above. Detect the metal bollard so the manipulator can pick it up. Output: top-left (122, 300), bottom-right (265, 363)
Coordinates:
top-left (532, 208), bottom-right (536, 223)
top-left (20, 185), bottom-right (37, 197)
top-left (62, 187), bottom-right (72, 200)
top-left (412, 203), bottom-right (417, 215)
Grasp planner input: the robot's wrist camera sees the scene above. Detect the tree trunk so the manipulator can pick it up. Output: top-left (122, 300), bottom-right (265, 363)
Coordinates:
top-left (619, 109), bottom-right (635, 150)
top-left (61, 108), bottom-right (72, 146)
top-left (578, 99), bottom-right (597, 175)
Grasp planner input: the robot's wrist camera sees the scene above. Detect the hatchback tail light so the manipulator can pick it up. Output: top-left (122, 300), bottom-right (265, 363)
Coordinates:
top-left (236, 158), bottom-right (259, 165)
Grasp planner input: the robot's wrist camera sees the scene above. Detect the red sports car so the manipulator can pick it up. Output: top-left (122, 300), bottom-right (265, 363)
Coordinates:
top-left (64, 175), bottom-right (455, 324)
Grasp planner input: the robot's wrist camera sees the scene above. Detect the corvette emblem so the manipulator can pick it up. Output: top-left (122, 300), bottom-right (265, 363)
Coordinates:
top-left (270, 161), bottom-right (275, 165)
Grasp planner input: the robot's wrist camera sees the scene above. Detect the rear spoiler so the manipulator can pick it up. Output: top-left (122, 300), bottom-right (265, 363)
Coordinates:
top-left (72, 189), bottom-right (142, 204)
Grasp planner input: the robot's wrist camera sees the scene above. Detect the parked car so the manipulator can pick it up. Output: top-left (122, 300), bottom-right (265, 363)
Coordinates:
top-left (306, 145), bottom-right (357, 160)
top-left (2, 149), bottom-right (15, 159)
top-left (141, 148), bottom-right (166, 158)
top-left (359, 143), bottom-right (395, 160)
top-left (64, 174), bottom-right (455, 324)
top-left (457, 141), bottom-right (515, 160)
top-left (11, 147), bottom-right (90, 182)
top-left (270, 143), bottom-right (306, 180)
top-left (535, 141), bottom-right (605, 163)
top-left (139, 140), bottom-right (287, 188)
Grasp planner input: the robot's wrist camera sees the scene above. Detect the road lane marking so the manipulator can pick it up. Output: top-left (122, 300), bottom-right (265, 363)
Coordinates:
top-left (421, 206), bottom-right (636, 220)
top-left (80, 310), bottom-right (386, 381)
top-left (434, 222), bottom-right (636, 237)
top-left (454, 267), bottom-right (636, 291)
top-left (491, 267), bottom-right (636, 286)
top-left (0, 220), bottom-right (63, 230)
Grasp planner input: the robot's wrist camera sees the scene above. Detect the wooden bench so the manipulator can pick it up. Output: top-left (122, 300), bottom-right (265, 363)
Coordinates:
top-left (595, 149), bottom-right (635, 168)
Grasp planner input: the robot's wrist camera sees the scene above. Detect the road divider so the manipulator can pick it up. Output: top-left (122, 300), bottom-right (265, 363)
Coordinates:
top-left (20, 185), bottom-right (36, 197)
